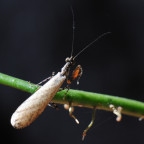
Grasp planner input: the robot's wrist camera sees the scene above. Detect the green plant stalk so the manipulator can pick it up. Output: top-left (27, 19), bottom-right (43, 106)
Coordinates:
top-left (0, 72), bottom-right (144, 118)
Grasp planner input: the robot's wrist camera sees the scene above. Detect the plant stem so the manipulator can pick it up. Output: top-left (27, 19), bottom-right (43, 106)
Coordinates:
top-left (0, 72), bottom-right (144, 119)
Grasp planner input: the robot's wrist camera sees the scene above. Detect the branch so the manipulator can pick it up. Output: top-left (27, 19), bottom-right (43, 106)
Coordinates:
top-left (0, 72), bottom-right (144, 119)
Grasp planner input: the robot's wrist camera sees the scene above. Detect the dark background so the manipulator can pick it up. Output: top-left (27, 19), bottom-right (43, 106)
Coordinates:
top-left (0, 0), bottom-right (144, 144)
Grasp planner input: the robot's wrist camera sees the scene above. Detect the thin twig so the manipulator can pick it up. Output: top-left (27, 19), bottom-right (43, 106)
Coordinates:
top-left (0, 72), bottom-right (144, 118)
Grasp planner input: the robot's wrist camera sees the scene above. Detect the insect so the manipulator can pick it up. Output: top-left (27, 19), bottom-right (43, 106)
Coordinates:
top-left (10, 8), bottom-right (111, 129)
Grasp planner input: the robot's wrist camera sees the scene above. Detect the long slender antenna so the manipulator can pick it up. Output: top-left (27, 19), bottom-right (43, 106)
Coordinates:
top-left (70, 6), bottom-right (75, 57)
top-left (73, 31), bottom-right (111, 59)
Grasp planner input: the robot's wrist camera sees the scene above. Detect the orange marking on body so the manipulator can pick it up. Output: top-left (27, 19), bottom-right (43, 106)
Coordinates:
top-left (67, 65), bottom-right (81, 84)
top-left (67, 79), bottom-right (71, 84)
top-left (71, 65), bottom-right (81, 80)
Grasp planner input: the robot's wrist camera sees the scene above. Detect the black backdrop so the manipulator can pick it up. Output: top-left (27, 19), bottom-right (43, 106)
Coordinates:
top-left (0, 0), bottom-right (144, 144)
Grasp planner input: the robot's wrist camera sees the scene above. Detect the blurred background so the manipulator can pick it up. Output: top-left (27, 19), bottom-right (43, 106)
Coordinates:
top-left (0, 0), bottom-right (144, 144)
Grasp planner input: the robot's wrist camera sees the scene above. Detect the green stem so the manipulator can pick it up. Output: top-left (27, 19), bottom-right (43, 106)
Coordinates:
top-left (0, 72), bottom-right (144, 118)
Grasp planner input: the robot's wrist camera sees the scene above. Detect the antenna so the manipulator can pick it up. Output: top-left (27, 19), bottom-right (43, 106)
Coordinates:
top-left (70, 6), bottom-right (75, 57)
top-left (73, 31), bottom-right (111, 59)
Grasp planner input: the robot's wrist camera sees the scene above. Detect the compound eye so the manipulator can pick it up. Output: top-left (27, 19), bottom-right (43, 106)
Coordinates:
top-left (65, 57), bottom-right (70, 62)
